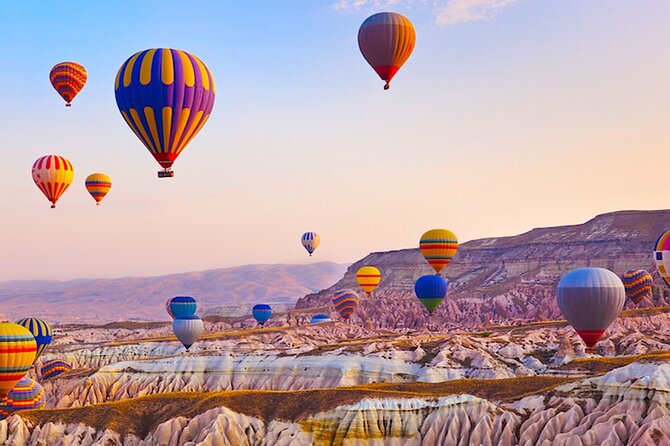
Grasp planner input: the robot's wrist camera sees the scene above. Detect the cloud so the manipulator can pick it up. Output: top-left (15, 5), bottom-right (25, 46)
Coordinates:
top-left (331, 0), bottom-right (518, 25)
top-left (436, 0), bottom-right (518, 25)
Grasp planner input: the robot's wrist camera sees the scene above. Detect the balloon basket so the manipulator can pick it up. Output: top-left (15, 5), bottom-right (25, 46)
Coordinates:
top-left (158, 170), bottom-right (174, 178)
top-left (65, 103), bottom-right (71, 107)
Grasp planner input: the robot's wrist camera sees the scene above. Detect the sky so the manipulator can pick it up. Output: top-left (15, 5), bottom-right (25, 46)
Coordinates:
top-left (1, 0), bottom-right (669, 281)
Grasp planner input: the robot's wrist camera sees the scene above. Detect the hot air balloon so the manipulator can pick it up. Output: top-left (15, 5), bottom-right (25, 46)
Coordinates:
top-left (358, 12), bottom-right (416, 90)
top-left (301, 232), bottom-right (320, 256)
top-left (85, 173), bottom-right (112, 206)
top-left (40, 359), bottom-right (72, 381)
top-left (31, 155), bottom-right (74, 208)
top-left (167, 296), bottom-right (197, 319)
top-left (310, 314), bottom-right (332, 324)
top-left (165, 298), bottom-right (175, 319)
top-left (16, 318), bottom-right (52, 360)
top-left (49, 62), bottom-right (87, 106)
top-left (114, 48), bottom-right (216, 178)
top-left (356, 266), bottom-right (381, 295)
top-left (420, 229), bottom-right (458, 274)
top-left (0, 323), bottom-right (37, 402)
top-left (332, 289), bottom-right (359, 321)
top-left (414, 275), bottom-right (448, 314)
top-left (656, 229), bottom-right (670, 287)
top-left (252, 304), bottom-right (272, 326)
top-left (0, 377), bottom-right (45, 420)
top-left (173, 316), bottom-right (203, 351)
top-left (556, 268), bottom-right (625, 348)
top-left (621, 269), bottom-right (653, 306)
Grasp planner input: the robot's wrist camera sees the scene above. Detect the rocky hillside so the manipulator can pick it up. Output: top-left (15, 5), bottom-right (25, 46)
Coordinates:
top-left (0, 262), bottom-right (347, 324)
top-left (296, 210), bottom-right (670, 329)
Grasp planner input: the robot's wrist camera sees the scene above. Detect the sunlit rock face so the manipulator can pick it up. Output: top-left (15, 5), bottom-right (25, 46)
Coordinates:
top-left (297, 210), bottom-right (670, 329)
top-left (6, 362), bottom-right (670, 445)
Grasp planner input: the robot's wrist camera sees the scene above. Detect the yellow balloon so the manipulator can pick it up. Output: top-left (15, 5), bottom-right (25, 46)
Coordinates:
top-left (85, 173), bottom-right (112, 205)
top-left (0, 322), bottom-right (37, 401)
top-left (419, 229), bottom-right (458, 274)
top-left (356, 266), bottom-right (381, 295)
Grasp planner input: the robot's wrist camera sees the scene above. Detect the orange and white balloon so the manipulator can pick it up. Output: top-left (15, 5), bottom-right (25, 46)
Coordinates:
top-left (31, 155), bottom-right (74, 209)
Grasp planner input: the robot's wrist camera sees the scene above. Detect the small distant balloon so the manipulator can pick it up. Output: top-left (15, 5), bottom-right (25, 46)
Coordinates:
top-left (655, 229), bottom-right (670, 287)
top-left (358, 12), bottom-right (416, 90)
top-left (85, 173), bottom-right (112, 206)
top-left (310, 314), bottom-right (332, 324)
top-left (16, 318), bottom-right (52, 360)
top-left (420, 229), bottom-right (458, 274)
top-left (0, 377), bottom-right (45, 420)
top-left (173, 315), bottom-right (203, 351)
top-left (621, 269), bottom-right (653, 306)
top-left (40, 359), bottom-right (73, 381)
top-left (32, 155), bottom-right (74, 209)
top-left (252, 304), bottom-right (272, 326)
top-left (414, 275), bottom-right (448, 314)
top-left (332, 289), bottom-right (359, 321)
top-left (49, 62), bottom-right (87, 106)
top-left (356, 266), bottom-right (381, 295)
top-left (167, 297), bottom-right (197, 319)
top-left (301, 232), bottom-right (320, 256)
top-left (557, 267), bottom-right (625, 348)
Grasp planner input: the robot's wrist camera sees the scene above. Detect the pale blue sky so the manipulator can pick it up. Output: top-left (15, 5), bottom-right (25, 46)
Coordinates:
top-left (1, 1), bottom-right (669, 280)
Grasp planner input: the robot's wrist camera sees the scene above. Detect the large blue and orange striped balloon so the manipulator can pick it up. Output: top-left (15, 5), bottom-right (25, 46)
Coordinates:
top-left (419, 229), bottom-right (458, 274)
top-left (621, 269), bottom-right (653, 306)
top-left (114, 48), bottom-right (216, 177)
top-left (332, 289), bottom-right (359, 321)
top-left (16, 318), bottom-right (52, 360)
top-left (0, 377), bottom-right (46, 420)
top-left (40, 359), bottom-right (73, 381)
top-left (49, 62), bottom-right (87, 106)
top-left (0, 323), bottom-right (37, 401)
top-left (358, 12), bottom-right (416, 90)
top-left (252, 304), bottom-right (272, 326)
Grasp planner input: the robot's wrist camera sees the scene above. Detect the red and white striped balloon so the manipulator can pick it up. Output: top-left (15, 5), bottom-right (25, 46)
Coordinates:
top-left (31, 155), bottom-right (75, 208)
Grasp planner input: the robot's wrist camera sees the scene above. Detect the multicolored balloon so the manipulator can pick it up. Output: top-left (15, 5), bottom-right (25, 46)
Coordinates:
top-left (0, 323), bottom-right (37, 401)
top-left (49, 62), bottom-right (87, 106)
top-left (114, 48), bottom-right (216, 178)
top-left (655, 229), bottom-right (670, 287)
top-left (167, 296), bottom-right (197, 319)
top-left (356, 266), bottom-right (381, 295)
top-left (252, 304), bottom-right (272, 326)
top-left (414, 275), bottom-right (448, 314)
top-left (301, 232), bottom-right (320, 256)
top-left (310, 314), bottom-right (332, 324)
top-left (420, 229), bottom-right (458, 274)
top-left (358, 12), bottom-right (416, 90)
top-left (173, 315), bottom-right (203, 351)
top-left (621, 269), bottom-right (653, 305)
top-left (16, 318), bottom-right (52, 360)
top-left (31, 155), bottom-right (75, 208)
top-left (332, 289), bottom-right (359, 321)
top-left (0, 377), bottom-right (45, 420)
top-left (85, 173), bottom-right (112, 206)
top-left (557, 267), bottom-right (625, 348)
top-left (40, 359), bottom-right (73, 381)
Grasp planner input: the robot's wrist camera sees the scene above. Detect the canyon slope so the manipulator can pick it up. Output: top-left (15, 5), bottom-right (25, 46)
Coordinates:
top-left (297, 210), bottom-right (670, 329)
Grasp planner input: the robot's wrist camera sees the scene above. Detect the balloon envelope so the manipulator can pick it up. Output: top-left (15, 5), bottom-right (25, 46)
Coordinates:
top-left (358, 12), bottom-right (416, 90)
top-left (16, 318), bottom-right (52, 360)
top-left (40, 359), bottom-right (73, 381)
top-left (85, 173), bottom-right (112, 205)
top-left (114, 48), bottom-right (216, 176)
top-left (49, 62), bottom-right (87, 106)
top-left (657, 229), bottom-right (670, 287)
top-left (556, 267), bottom-right (625, 348)
top-left (414, 275), bottom-right (448, 314)
top-left (0, 323), bottom-right (37, 400)
top-left (310, 314), bottom-right (332, 324)
top-left (252, 304), bottom-right (272, 326)
top-left (420, 229), bottom-right (458, 274)
top-left (356, 266), bottom-right (381, 294)
top-left (173, 316), bottom-right (203, 350)
top-left (31, 155), bottom-right (75, 208)
top-left (621, 269), bottom-right (653, 305)
top-left (301, 232), bottom-right (320, 256)
top-left (168, 296), bottom-right (197, 319)
top-left (0, 377), bottom-right (45, 420)
top-left (332, 289), bottom-right (359, 321)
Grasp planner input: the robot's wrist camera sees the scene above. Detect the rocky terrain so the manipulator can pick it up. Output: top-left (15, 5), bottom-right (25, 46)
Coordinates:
top-left (297, 210), bottom-right (670, 329)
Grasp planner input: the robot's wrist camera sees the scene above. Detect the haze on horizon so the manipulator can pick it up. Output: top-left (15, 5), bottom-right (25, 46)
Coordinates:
top-left (1, 0), bottom-right (669, 281)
